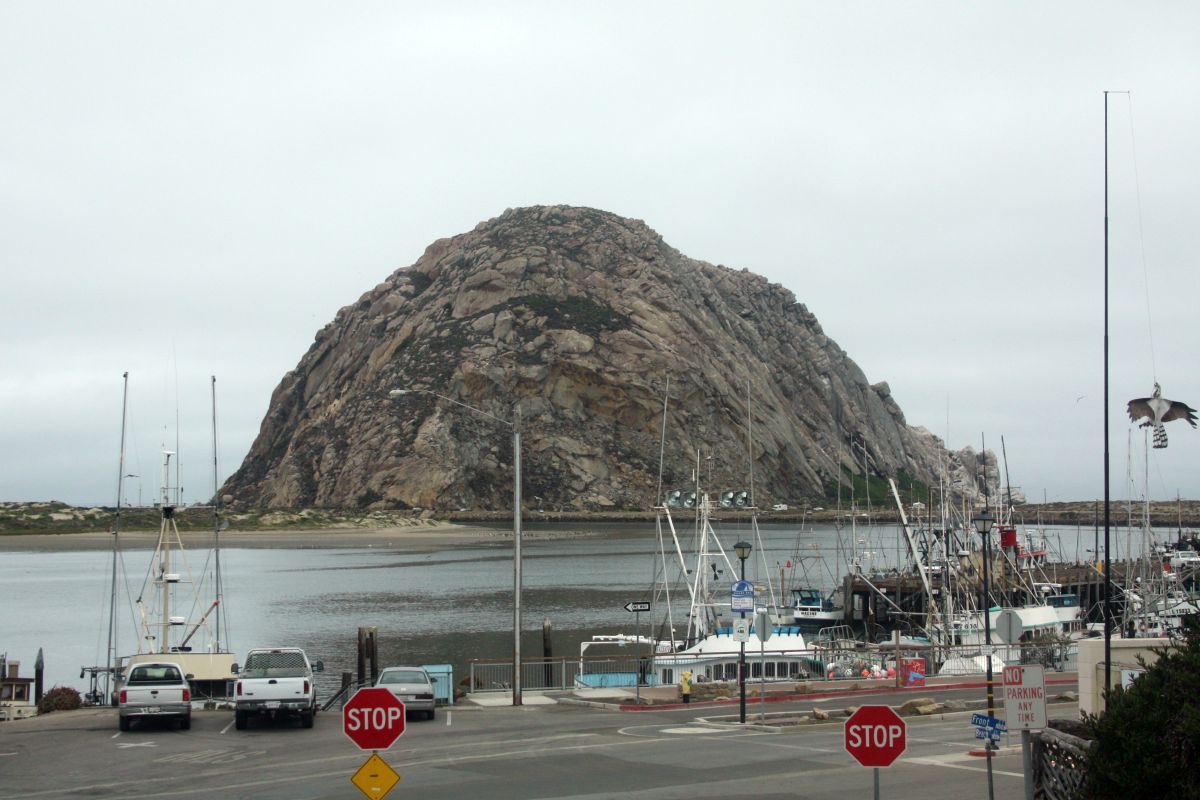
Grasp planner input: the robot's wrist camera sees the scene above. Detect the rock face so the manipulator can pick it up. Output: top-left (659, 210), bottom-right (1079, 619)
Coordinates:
top-left (222, 206), bottom-right (976, 511)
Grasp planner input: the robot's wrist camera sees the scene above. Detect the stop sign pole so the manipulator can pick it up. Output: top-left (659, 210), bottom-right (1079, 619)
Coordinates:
top-left (845, 705), bottom-right (906, 800)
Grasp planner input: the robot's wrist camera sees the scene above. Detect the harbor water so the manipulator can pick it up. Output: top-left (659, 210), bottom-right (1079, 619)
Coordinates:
top-left (0, 518), bottom-right (1127, 696)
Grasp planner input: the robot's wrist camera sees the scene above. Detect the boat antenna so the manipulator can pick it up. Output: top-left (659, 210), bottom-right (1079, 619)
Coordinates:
top-left (105, 371), bottom-right (130, 703)
top-left (655, 377), bottom-right (670, 506)
top-left (211, 375), bottom-right (227, 652)
top-left (1001, 436), bottom-right (1015, 523)
top-left (746, 379), bottom-right (754, 508)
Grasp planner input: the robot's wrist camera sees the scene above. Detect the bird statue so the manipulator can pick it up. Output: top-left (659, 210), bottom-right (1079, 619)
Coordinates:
top-left (1127, 382), bottom-right (1198, 449)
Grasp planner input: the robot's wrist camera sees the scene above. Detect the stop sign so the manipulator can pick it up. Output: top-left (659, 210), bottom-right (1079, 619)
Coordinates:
top-left (343, 687), bottom-right (406, 750)
top-left (844, 705), bottom-right (906, 767)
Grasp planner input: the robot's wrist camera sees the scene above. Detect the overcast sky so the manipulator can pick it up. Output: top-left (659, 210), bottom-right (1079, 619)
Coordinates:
top-left (3, 2), bottom-right (1198, 508)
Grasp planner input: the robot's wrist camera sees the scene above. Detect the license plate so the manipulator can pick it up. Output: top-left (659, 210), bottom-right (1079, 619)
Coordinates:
top-left (145, 707), bottom-right (160, 714)
top-left (266, 701), bottom-right (280, 710)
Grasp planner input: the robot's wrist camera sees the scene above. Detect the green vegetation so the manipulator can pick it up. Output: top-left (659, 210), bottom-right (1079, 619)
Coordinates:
top-left (408, 271), bottom-right (433, 298)
top-left (1083, 617), bottom-right (1200, 799)
top-left (37, 686), bottom-right (82, 714)
top-left (0, 502), bottom-right (439, 534)
top-left (820, 468), bottom-right (931, 510)
top-left (510, 294), bottom-right (629, 336)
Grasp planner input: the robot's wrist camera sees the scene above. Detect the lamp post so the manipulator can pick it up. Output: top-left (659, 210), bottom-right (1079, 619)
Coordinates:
top-left (734, 539), bottom-right (752, 725)
top-left (389, 388), bottom-right (523, 706)
top-left (972, 508), bottom-right (996, 800)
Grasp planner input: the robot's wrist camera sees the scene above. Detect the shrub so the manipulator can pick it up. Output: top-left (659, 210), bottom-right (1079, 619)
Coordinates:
top-left (37, 685), bottom-right (82, 714)
top-left (1083, 616), bottom-right (1200, 798)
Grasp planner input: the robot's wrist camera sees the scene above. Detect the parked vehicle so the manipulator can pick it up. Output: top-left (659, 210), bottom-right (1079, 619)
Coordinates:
top-left (376, 666), bottom-right (437, 720)
top-left (232, 647), bottom-right (323, 729)
top-left (117, 661), bottom-right (191, 731)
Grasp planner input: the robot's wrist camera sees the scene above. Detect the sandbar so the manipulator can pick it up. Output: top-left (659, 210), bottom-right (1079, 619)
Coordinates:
top-left (0, 523), bottom-right (513, 552)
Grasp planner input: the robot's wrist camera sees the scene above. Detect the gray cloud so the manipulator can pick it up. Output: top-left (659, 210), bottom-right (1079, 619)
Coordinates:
top-left (3, 2), bottom-right (1198, 505)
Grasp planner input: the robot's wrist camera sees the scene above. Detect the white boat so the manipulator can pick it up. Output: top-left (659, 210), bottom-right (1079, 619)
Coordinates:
top-left (647, 489), bottom-right (819, 686)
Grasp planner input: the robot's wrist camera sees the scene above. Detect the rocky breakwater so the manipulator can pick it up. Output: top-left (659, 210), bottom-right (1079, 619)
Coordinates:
top-left (222, 206), bottom-right (978, 511)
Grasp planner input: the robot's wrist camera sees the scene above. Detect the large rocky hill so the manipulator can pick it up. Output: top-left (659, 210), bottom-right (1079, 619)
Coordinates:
top-left (222, 206), bottom-right (980, 511)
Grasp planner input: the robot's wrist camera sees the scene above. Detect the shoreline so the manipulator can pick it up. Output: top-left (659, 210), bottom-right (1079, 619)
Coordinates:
top-left (0, 522), bottom-right (624, 552)
top-left (0, 524), bottom-right (495, 552)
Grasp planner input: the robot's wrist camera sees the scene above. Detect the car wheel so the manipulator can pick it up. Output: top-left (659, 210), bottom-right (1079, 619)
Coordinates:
top-left (119, 715), bottom-right (131, 732)
top-left (181, 713), bottom-right (191, 730)
top-left (234, 710), bottom-right (248, 730)
top-left (427, 708), bottom-right (436, 721)
top-left (301, 709), bottom-right (314, 728)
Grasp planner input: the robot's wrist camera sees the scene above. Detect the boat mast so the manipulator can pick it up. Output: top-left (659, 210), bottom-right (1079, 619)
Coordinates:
top-left (211, 375), bottom-right (224, 652)
top-left (160, 450), bottom-right (174, 654)
top-left (106, 371), bottom-right (130, 699)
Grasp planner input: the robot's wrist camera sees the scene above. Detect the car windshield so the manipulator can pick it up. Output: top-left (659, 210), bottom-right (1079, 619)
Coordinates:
top-left (379, 670), bottom-right (428, 685)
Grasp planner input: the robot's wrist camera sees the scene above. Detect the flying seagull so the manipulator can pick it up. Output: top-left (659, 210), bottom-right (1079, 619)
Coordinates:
top-left (1127, 382), bottom-right (1198, 449)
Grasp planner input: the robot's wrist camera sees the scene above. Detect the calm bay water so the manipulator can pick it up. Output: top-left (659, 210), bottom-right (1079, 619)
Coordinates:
top-left (0, 518), bottom-right (1118, 696)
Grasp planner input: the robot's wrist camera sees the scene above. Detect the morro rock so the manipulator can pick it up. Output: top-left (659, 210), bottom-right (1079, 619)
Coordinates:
top-left (222, 206), bottom-right (969, 511)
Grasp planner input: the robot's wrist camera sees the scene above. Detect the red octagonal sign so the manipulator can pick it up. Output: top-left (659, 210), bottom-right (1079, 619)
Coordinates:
top-left (844, 705), bottom-right (906, 767)
top-left (344, 687), bottom-right (406, 750)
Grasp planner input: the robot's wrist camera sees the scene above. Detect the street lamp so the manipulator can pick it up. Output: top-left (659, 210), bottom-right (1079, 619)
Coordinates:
top-left (734, 540), bottom-right (752, 725)
top-left (389, 388), bottom-right (523, 706)
top-left (972, 508), bottom-right (996, 800)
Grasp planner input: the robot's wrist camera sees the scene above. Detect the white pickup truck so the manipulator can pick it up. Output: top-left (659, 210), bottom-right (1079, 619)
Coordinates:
top-left (232, 647), bottom-right (324, 730)
top-left (117, 661), bottom-right (191, 731)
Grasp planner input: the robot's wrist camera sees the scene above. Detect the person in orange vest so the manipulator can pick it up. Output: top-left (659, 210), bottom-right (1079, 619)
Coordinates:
top-left (679, 670), bottom-right (693, 704)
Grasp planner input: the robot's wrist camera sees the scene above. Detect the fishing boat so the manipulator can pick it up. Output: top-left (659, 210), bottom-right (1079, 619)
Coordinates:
top-left (788, 586), bottom-right (843, 631)
top-left (117, 447), bottom-right (236, 700)
top-left (86, 375), bottom-right (236, 703)
top-left (652, 485), bottom-right (825, 687)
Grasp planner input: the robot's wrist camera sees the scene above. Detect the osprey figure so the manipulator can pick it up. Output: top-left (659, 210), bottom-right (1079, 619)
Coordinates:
top-left (1127, 382), bottom-right (1198, 449)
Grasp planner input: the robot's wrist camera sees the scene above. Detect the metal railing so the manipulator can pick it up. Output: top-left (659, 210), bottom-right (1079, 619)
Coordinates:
top-left (467, 642), bottom-right (1079, 694)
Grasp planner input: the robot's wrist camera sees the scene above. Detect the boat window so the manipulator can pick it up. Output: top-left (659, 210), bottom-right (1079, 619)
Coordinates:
top-left (751, 662), bottom-right (761, 678)
top-left (662, 669), bottom-right (674, 685)
top-left (765, 662), bottom-right (776, 678)
top-left (725, 663), bottom-right (738, 681)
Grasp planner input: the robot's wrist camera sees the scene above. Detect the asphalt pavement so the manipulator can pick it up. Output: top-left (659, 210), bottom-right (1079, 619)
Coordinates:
top-left (0, 684), bottom-right (1074, 800)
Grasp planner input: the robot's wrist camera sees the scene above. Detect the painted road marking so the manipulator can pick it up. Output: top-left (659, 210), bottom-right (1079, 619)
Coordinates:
top-left (907, 755), bottom-right (1023, 778)
top-left (220, 719), bottom-right (236, 734)
top-left (117, 741), bottom-right (158, 749)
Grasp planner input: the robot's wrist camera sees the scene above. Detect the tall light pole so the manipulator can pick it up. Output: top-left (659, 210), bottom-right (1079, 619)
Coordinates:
top-left (389, 388), bottom-right (523, 706)
top-left (973, 508), bottom-right (996, 800)
top-left (734, 540), bottom-right (752, 725)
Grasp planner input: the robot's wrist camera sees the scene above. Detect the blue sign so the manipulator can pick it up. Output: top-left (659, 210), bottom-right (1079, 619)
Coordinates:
top-left (974, 728), bottom-right (1003, 741)
top-left (971, 713), bottom-right (1007, 731)
top-left (731, 580), bottom-right (755, 613)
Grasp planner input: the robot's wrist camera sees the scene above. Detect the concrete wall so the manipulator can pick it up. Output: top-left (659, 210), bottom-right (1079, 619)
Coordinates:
top-left (1077, 635), bottom-right (1168, 716)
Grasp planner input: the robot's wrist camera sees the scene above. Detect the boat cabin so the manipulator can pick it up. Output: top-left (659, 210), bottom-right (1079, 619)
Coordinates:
top-left (0, 660), bottom-right (37, 721)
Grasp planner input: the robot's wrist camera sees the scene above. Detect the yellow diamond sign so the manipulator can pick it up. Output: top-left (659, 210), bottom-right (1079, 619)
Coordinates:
top-left (351, 753), bottom-right (401, 800)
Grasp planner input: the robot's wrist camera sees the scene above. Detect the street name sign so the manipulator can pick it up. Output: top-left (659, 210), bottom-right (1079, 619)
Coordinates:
top-left (844, 705), bottom-right (906, 768)
top-left (970, 713), bottom-right (1007, 731)
top-left (1002, 664), bottom-right (1047, 730)
top-left (731, 580), bottom-right (755, 612)
top-left (344, 687), bottom-right (406, 751)
top-left (623, 601), bottom-right (651, 613)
